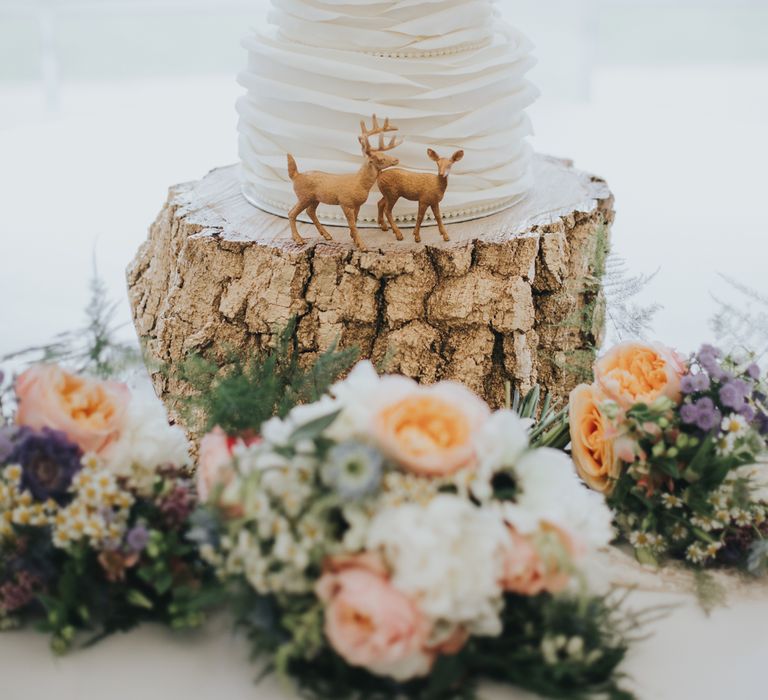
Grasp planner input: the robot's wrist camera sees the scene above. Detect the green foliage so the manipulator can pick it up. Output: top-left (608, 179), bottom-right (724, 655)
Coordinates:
top-left (2, 261), bottom-right (140, 380)
top-left (238, 590), bottom-right (643, 700)
top-left (692, 571), bottom-right (727, 616)
top-left (467, 592), bottom-right (640, 700)
top-left (6, 473), bottom-right (225, 654)
top-left (176, 319), bottom-right (358, 435)
top-left (607, 394), bottom-right (765, 573)
top-left (508, 383), bottom-right (571, 450)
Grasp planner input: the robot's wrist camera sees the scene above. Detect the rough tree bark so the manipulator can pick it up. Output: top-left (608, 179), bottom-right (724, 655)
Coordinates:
top-left (127, 154), bottom-right (613, 415)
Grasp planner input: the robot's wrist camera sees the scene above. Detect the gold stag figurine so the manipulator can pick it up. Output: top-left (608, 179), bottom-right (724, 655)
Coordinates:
top-left (286, 115), bottom-right (401, 249)
top-left (377, 148), bottom-right (464, 243)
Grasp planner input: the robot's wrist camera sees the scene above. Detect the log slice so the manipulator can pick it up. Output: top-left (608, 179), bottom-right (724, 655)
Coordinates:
top-left (127, 154), bottom-right (613, 413)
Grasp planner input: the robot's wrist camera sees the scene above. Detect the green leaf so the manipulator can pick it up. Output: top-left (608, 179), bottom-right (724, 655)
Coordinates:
top-left (682, 435), bottom-right (714, 482)
top-left (126, 589), bottom-right (155, 610)
top-left (289, 410), bottom-right (342, 444)
top-left (634, 547), bottom-right (659, 567)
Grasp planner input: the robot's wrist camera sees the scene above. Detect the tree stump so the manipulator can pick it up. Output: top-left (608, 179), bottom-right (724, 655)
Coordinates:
top-left (127, 154), bottom-right (613, 413)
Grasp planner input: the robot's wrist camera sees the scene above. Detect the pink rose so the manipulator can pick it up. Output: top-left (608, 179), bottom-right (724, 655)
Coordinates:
top-left (500, 524), bottom-right (582, 596)
top-left (595, 342), bottom-right (685, 409)
top-left (197, 427), bottom-right (260, 512)
top-left (16, 364), bottom-right (129, 454)
top-left (316, 554), bottom-right (434, 681)
top-left (372, 382), bottom-right (490, 477)
top-left (197, 427), bottom-right (234, 502)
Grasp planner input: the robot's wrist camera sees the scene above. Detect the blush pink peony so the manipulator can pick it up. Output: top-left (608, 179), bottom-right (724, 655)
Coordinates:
top-left (16, 364), bottom-right (130, 454)
top-left (500, 524), bottom-right (581, 596)
top-left (316, 554), bottom-right (434, 681)
top-left (197, 427), bottom-right (261, 511)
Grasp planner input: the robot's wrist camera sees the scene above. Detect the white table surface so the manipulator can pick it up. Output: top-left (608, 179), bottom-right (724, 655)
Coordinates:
top-left (2, 550), bottom-right (767, 700)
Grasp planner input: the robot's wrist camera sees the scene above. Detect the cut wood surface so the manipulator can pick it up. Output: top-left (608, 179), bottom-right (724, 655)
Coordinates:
top-left (127, 154), bottom-right (614, 414)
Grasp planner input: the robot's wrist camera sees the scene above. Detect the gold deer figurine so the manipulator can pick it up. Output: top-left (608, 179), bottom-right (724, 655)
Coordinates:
top-left (286, 115), bottom-right (401, 249)
top-left (377, 148), bottom-right (464, 243)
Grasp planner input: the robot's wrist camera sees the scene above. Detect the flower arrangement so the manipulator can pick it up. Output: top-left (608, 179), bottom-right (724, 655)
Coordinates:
top-left (193, 362), bottom-right (642, 699)
top-left (570, 342), bottom-right (768, 572)
top-left (0, 364), bottom-right (219, 650)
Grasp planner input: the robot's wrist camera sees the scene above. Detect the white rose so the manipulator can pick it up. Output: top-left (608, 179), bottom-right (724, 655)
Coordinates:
top-left (104, 384), bottom-right (190, 495)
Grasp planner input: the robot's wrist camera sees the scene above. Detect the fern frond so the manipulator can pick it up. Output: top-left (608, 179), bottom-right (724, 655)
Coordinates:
top-left (175, 320), bottom-right (358, 435)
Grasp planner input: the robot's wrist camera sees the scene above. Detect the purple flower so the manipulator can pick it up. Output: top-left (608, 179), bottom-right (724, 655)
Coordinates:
top-left (681, 373), bottom-right (711, 395)
top-left (0, 570), bottom-right (40, 613)
top-left (699, 344), bottom-right (722, 359)
top-left (697, 345), bottom-right (729, 381)
top-left (757, 410), bottom-right (768, 436)
top-left (125, 525), bottom-right (150, 553)
top-left (747, 363), bottom-right (761, 380)
top-left (159, 485), bottom-right (195, 529)
top-left (680, 403), bottom-right (699, 424)
top-left (693, 373), bottom-right (711, 392)
top-left (0, 425), bottom-right (15, 464)
top-left (754, 392), bottom-right (768, 435)
top-left (740, 404), bottom-right (757, 422)
top-left (681, 398), bottom-right (722, 431)
top-left (719, 379), bottom-right (750, 410)
top-left (9, 428), bottom-right (83, 504)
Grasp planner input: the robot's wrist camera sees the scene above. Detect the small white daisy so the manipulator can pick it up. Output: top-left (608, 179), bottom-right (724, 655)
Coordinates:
top-left (686, 543), bottom-right (706, 564)
top-left (670, 523), bottom-right (688, 541)
top-left (704, 541), bottom-right (723, 560)
top-left (715, 433), bottom-right (736, 457)
top-left (661, 493), bottom-right (684, 509)
top-left (721, 414), bottom-right (749, 437)
top-left (629, 531), bottom-right (654, 548)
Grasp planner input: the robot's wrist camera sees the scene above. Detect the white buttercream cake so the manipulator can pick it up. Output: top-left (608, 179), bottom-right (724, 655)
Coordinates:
top-left (237, 0), bottom-right (539, 227)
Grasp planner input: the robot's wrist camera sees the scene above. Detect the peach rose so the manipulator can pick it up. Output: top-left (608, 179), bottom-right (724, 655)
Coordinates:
top-left (501, 524), bottom-right (581, 596)
top-left (372, 382), bottom-right (490, 477)
top-left (16, 364), bottom-right (129, 454)
top-left (569, 384), bottom-right (623, 494)
top-left (595, 341), bottom-right (684, 409)
top-left (316, 554), bottom-right (434, 681)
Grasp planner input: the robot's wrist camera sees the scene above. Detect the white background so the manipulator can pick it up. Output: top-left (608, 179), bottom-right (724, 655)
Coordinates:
top-left (1, 0), bottom-right (767, 361)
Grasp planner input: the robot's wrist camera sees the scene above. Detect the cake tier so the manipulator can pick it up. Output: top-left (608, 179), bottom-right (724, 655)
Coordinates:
top-left (268, 0), bottom-right (497, 56)
top-left (237, 14), bottom-right (538, 227)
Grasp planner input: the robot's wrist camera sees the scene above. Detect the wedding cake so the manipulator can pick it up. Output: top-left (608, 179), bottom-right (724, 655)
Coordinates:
top-left (237, 0), bottom-right (538, 226)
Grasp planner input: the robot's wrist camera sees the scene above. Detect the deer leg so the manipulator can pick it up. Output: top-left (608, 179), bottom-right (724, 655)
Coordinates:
top-left (306, 203), bottom-right (333, 241)
top-left (413, 202), bottom-right (428, 244)
top-left (342, 206), bottom-right (364, 250)
top-left (377, 198), bottom-right (389, 232)
top-left (432, 203), bottom-right (450, 242)
top-left (384, 203), bottom-right (404, 242)
top-left (288, 202), bottom-right (309, 245)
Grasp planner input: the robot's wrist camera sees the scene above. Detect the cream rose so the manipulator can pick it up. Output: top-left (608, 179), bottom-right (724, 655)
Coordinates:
top-left (569, 384), bottom-right (622, 495)
top-left (371, 382), bottom-right (490, 477)
top-left (16, 364), bottom-right (129, 454)
top-left (316, 555), bottom-right (434, 681)
top-left (595, 341), bottom-right (684, 409)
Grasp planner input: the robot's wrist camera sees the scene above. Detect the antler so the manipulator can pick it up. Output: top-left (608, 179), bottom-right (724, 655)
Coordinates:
top-left (359, 114), bottom-right (401, 153)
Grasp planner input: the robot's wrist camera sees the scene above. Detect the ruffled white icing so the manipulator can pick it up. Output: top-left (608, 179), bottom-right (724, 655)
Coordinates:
top-left (269, 0), bottom-right (496, 55)
top-left (237, 0), bottom-right (539, 227)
